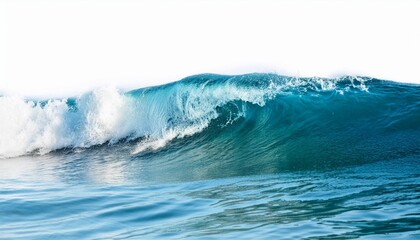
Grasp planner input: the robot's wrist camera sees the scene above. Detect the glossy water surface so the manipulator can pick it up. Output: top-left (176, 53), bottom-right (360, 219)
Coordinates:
top-left (0, 155), bottom-right (419, 239)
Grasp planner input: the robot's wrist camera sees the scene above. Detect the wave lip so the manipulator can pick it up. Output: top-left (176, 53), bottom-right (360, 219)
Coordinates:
top-left (1, 73), bottom-right (417, 159)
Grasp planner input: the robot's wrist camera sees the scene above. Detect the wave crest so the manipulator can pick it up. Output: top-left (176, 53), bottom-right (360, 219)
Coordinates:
top-left (0, 74), bottom-right (394, 158)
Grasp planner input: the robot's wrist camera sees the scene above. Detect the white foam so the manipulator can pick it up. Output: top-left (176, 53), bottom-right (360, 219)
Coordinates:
top-left (0, 87), bottom-right (129, 158)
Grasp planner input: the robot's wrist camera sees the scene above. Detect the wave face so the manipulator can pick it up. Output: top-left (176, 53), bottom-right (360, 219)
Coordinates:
top-left (0, 73), bottom-right (419, 161)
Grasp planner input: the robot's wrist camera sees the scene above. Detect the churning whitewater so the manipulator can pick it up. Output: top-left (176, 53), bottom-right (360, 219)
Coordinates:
top-left (0, 73), bottom-right (419, 159)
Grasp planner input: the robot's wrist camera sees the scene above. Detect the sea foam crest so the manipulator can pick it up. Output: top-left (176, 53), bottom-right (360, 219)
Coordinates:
top-left (0, 87), bottom-right (128, 158)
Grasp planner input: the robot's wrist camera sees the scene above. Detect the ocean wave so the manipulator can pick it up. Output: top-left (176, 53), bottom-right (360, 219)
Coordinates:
top-left (0, 73), bottom-right (418, 159)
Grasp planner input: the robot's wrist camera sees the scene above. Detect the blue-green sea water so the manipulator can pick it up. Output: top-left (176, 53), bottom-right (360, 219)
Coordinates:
top-left (0, 74), bottom-right (419, 239)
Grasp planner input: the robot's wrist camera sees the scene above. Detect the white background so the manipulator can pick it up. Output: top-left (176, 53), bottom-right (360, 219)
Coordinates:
top-left (1, 0), bottom-right (419, 98)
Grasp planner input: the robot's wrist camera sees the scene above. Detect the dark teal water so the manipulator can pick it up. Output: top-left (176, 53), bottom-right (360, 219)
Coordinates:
top-left (0, 74), bottom-right (419, 239)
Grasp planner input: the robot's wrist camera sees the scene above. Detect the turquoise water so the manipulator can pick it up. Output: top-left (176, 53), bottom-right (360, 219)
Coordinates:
top-left (0, 74), bottom-right (419, 239)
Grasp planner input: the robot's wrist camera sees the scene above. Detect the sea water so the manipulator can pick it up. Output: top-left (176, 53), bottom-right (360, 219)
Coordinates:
top-left (0, 74), bottom-right (419, 239)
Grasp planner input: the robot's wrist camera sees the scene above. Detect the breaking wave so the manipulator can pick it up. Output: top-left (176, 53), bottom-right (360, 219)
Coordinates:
top-left (0, 73), bottom-right (419, 159)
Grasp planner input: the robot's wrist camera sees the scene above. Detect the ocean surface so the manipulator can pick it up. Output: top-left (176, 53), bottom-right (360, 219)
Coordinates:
top-left (0, 73), bottom-right (419, 239)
